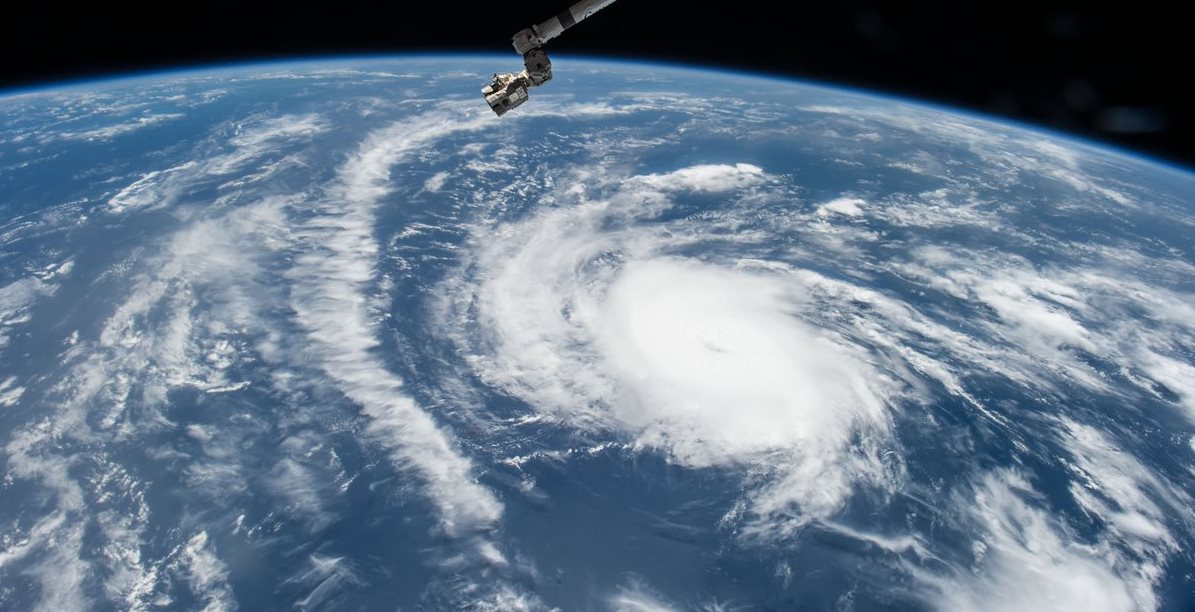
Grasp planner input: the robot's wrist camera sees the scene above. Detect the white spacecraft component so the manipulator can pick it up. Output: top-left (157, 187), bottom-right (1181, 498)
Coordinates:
top-left (483, 0), bottom-right (619, 116)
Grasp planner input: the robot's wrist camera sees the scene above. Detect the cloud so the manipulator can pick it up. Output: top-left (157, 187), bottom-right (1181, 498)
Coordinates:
top-left (93, 195), bottom-right (291, 421)
top-left (1, 193), bottom-right (291, 609)
top-left (1137, 351), bottom-right (1195, 420)
top-left (36, 179), bottom-right (351, 606)
top-left (106, 162), bottom-right (199, 213)
top-left (440, 162), bottom-right (900, 537)
top-left (607, 579), bottom-right (680, 612)
top-left (593, 258), bottom-right (886, 468)
top-left (0, 276), bottom-right (55, 350)
top-left (970, 269), bottom-right (1098, 353)
top-left (50, 113), bottom-right (185, 142)
top-left (0, 376), bottom-right (24, 406)
top-left (105, 113), bottom-right (327, 214)
top-left (167, 532), bottom-right (234, 612)
top-left (0, 437), bottom-right (90, 612)
top-left (884, 244), bottom-right (1195, 418)
top-left (424, 170), bottom-right (451, 192)
top-left (816, 196), bottom-right (866, 218)
top-left (797, 101), bottom-right (1146, 212)
top-left (635, 163), bottom-right (766, 193)
top-left (1055, 417), bottom-right (1192, 607)
top-left (286, 105), bottom-right (505, 534)
top-left (264, 455), bottom-right (334, 531)
top-left (289, 554), bottom-right (365, 612)
top-left (925, 471), bottom-right (1139, 612)
top-left (2, 82), bottom-right (232, 153)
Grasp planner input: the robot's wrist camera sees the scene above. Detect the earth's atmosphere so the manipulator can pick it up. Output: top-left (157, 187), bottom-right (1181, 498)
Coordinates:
top-left (1, 57), bottom-right (1193, 611)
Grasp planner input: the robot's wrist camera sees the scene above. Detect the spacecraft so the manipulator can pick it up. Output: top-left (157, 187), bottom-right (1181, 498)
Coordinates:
top-left (482, 0), bottom-right (619, 116)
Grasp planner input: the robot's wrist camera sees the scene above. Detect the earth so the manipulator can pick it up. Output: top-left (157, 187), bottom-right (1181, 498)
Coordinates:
top-left (1, 57), bottom-right (1193, 611)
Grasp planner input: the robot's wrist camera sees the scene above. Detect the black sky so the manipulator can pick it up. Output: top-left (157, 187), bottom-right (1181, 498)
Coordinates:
top-left (3, 1), bottom-right (1191, 168)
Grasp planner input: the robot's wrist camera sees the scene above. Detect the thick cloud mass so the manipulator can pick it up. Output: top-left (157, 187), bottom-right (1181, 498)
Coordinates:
top-left (595, 258), bottom-right (886, 466)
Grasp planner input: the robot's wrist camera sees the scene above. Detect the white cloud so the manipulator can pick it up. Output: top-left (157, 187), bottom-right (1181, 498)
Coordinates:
top-left (797, 101), bottom-right (1147, 212)
top-left (106, 114), bottom-right (326, 214)
top-left (636, 163), bottom-right (766, 193)
top-left (971, 270), bottom-right (1098, 354)
top-left (593, 258), bottom-right (887, 467)
top-left (424, 170), bottom-right (451, 192)
top-left (816, 196), bottom-right (866, 217)
top-left (1062, 428), bottom-right (1164, 543)
top-left (0, 192), bottom-right (292, 610)
top-left (465, 158), bottom-right (515, 174)
top-left (0, 375), bottom-right (24, 407)
top-left (265, 456), bottom-right (333, 531)
top-left (289, 554), bottom-right (365, 612)
top-left (0, 276), bottom-right (55, 350)
top-left (6, 85), bottom-right (221, 147)
top-left (51, 113), bottom-right (185, 142)
top-left (208, 113), bottom-right (326, 175)
top-left (167, 532), bottom-right (234, 612)
top-left (440, 162), bottom-right (899, 537)
top-left (873, 188), bottom-right (1001, 230)
top-left (1, 433), bottom-right (91, 612)
top-left (1137, 351), bottom-right (1195, 420)
top-left (286, 105), bottom-right (505, 534)
top-left (93, 196), bottom-right (291, 425)
top-left (1056, 417), bottom-right (1192, 607)
top-left (884, 245), bottom-right (1195, 416)
top-left (607, 580), bottom-right (680, 612)
top-left (106, 162), bottom-right (199, 213)
top-left (927, 471), bottom-right (1138, 612)
top-left (464, 586), bottom-right (544, 612)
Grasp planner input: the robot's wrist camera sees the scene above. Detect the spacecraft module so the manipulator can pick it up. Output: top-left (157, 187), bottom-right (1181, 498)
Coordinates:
top-left (483, 0), bottom-right (619, 115)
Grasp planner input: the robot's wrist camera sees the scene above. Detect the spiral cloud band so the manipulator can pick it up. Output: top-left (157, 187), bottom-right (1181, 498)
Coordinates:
top-left (442, 162), bottom-right (901, 535)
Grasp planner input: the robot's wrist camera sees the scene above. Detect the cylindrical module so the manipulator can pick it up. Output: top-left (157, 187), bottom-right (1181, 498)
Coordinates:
top-left (534, 0), bottom-right (618, 43)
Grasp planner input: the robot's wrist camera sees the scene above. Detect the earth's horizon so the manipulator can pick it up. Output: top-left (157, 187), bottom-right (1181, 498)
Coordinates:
top-left (1, 56), bottom-right (1193, 611)
top-left (5, 54), bottom-right (1192, 176)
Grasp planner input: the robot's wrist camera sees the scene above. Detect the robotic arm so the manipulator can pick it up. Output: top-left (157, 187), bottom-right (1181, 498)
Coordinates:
top-left (482, 0), bottom-right (619, 116)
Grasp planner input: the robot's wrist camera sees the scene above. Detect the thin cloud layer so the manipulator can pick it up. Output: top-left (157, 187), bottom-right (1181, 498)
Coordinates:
top-left (930, 471), bottom-right (1138, 612)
